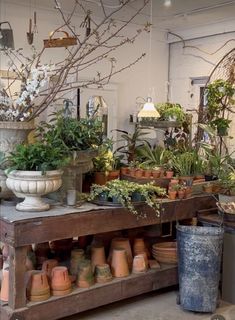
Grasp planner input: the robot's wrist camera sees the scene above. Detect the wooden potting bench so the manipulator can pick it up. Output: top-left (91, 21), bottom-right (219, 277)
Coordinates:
top-left (0, 195), bottom-right (216, 320)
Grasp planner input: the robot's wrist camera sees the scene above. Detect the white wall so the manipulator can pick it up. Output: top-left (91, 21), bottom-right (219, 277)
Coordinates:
top-left (0, 0), bottom-right (169, 133)
top-left (169, 23), bottom-right (235, 150)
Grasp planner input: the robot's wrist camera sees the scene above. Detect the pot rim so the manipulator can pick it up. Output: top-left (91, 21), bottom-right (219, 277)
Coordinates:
top-left (6, 169), bottom-right (63, 178)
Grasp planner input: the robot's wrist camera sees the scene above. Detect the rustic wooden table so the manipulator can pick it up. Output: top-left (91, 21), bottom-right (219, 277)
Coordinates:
top-left (0, 195), bottom-right (216, 320)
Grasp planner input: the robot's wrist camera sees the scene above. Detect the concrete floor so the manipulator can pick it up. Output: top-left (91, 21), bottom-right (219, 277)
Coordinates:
top-left (62, 288), bottom-right (235, 320)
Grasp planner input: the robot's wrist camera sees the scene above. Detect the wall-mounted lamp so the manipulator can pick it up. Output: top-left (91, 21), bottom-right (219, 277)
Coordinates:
top-left (0, 22), bottom-right (15, 50)
top-left (137, 97), bottom-right (160, 118)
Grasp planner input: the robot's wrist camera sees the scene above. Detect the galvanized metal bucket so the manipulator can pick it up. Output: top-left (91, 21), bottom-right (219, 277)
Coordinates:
top-left (177, 225), bottom-right (224, 313)
top-left (0, 22), bottom-right (14, 50)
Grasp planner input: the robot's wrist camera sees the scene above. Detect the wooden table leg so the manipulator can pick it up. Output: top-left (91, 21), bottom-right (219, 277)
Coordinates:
top-left (9, 246), bottom-right (27, 309)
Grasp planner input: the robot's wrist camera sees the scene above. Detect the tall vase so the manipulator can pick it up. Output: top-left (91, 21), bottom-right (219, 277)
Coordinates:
top-left (0, 121), bottom-right (34, 198)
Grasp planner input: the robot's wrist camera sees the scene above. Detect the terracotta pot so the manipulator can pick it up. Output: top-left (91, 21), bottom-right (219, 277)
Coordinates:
top-left (203, 185), bottom-right (213, 193)
top-left (168, 190), bottom-right (177, 200)
top-left (165, 171), bottom-right (174, 179)
top-left (94, 171), bottom-right (108, 185)
top-left (91, 245), bottom-right (106, 272)
top-left (149, 259), bottom-right (161, 269)
top-left (42, 259), bottom-right (58, 279)
top-left (95, 263), bottom-right (113, 283)
top-left (137, 252), bottom-right (149, 268)
top-left (107, 170), bottom-right (120, 181)
top-left (2, 244), bottom-right (9, 260)
top-left (51, 266), bottom-right (72, 293)
top-left (135, 169), bottom-right (143, 178)
top-left (108, 238), bottom-right (133, 270)
top-left (121, 167), bottom-right (130, 176)
top-left (143, 169), bottom-right (152, 178)
top-left (152, 242), bottom-right (177, 264)
top-left (132, 255), bottom-right (147, 274)
top-left (152, 170), bottom-right (161, 179)
top-left (184, 187), bottom-right (192, 199)
top-left (27, 270), bottom-right (50, 302)
top-left (76, 260), bottom-right (95, 288)
top-left (111, 248), bottom-right (129, 278)
top-left (129, 168), bottom-right (136, 177)
top-left (0, 268), bottom-right (9, 302)
top-left (133, 238), bottom-right (147, 256)
top-left (178, 190), bottom-right (185, 199)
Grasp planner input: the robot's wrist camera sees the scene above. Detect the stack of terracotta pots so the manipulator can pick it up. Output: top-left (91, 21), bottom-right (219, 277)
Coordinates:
top-left (91, 245), bottom-right (106, 272)
top-left (27, 270), bottom-right (50, 302)
top-left (51, 266), bottom-right (72, 296)
top-left (108, 237), bottom-right (133, 270)
top-left (70, 248), bottom-right (85, 277)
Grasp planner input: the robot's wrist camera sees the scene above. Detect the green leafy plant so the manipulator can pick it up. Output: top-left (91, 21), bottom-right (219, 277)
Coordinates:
top-left (89, 180), bottom-right (166, 218)
top-left (6, 142), bottom-right (69, 172)
top-left (137, 144), bottom-right (173, 168)
top-left (172, 151), bottom-right (196, 176)
top-left (156, 102), bottom-right (186, 124)
top-left (211, 118), bottom-right (232, 136)
top-left (37, 111), bottom-right (104, 153)
top-left (114, 127), bottom-right (149, 163)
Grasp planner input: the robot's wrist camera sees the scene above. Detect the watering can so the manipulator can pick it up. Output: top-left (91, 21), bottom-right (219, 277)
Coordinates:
top-left (0, 22), bottom-right (14, 50)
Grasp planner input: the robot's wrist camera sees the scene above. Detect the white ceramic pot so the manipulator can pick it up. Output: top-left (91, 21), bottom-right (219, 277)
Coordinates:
top-left (6, 170), bottom-right (63, 212)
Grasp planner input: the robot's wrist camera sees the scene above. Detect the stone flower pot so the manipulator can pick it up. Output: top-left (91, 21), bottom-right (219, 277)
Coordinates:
top-left (6, 170), bottom-right (63, 212)
top-left (0, 121), bottom-right (34, 198)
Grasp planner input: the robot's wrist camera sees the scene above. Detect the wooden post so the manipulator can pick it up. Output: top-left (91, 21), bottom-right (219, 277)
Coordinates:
top-left (9, 246), bottom-right (27, 309)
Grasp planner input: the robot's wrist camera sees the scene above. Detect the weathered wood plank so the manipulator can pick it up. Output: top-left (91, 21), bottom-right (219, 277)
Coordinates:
top-left (1, 266), bottom-right (177, 320)
top-left (1, 196), bottom-right (214, 247)
top-left (8, 246), bottom-right (27, 309)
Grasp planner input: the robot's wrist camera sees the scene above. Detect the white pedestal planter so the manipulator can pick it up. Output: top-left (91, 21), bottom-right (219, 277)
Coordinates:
top-left (6, 170), bottom-right (63, 212)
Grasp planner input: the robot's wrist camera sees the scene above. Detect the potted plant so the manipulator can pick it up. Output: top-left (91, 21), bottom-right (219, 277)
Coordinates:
top-left (156, 102), bottom-right (186, 124)
top-left (89, 180), bottom-right (166, 218)
top-left (168, 184), bottom-right (178, 200)
top-left (218, 166), bottom-right (235, 202)
top-left (172, 151), bottom-right (195, 184)
top-left (5, 142), bottom-right (69, 211)
top-left (211, 118), bottom-right (232, 137)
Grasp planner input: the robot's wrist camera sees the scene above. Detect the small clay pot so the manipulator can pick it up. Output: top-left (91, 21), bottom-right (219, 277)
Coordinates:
top-left (2, 244), bottom-right (9, 261)
top-left (168, 190), bottom-right (177, 200)
top-left (77, 260), bottom-right (95, 288)
top-left (42, 259), bottom-right (58, 279)
top-left (27, 270), bottom-right (50, 302)
top-left (133, 238), bottom-right (147, 256)
top-left (107, 170), bottom-right (120, 181)
top-left (111, 248), bottom-right (129, 278)
top-left (132, 255), bottom-right (147, 274)
top-left (94, 171), bottom-right (108, 185)
top-left (70, 248), bottom-right (85, 276)
top-left (108, 238), bottom-right (133, 270)
top-left (135, 169), bottom-right (143, 178)
top-left (152, 170), bottom-right (161, 179)
top-left (137, 252), bottom-right (149, 268)
top-left (165, 171), bottom-right (174, 179)
top-left (91, 245), bottom-right (106, 272)
top-left (120, 167), bottom-right (130, 176)
top-left (0, 268), bottom-right (9, 302)
top-left (143, 169), bottom-right (152, 178)
top-left (95, 263), bottom-right (113, 283)
top-left (51, 266), bottom-right (72, 293)
top-left (178, 190), bottom-right (185, 200)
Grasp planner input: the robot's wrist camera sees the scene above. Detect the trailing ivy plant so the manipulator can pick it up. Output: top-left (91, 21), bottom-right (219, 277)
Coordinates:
top-left (89, 179), bottom-right (166, 218)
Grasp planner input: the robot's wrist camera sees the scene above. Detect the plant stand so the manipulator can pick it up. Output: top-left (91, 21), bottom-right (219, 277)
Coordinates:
top-left (0, 195), bottom-right (216, 320)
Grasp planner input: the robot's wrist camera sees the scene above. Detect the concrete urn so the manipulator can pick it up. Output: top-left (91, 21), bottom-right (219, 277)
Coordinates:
top-left (6, 170), bottom-right (63, 212)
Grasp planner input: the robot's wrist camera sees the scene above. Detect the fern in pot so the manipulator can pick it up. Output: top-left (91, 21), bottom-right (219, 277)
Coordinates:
top-left (5, 142), bottom-right (69, 212)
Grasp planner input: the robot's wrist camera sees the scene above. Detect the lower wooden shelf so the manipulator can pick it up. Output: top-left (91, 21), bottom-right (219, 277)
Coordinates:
top-left (1, 264), bottom-right (178, 320)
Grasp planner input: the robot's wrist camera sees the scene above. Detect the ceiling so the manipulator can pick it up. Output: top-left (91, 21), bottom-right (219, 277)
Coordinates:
top-left (4, 0), bottom-right (235, 31)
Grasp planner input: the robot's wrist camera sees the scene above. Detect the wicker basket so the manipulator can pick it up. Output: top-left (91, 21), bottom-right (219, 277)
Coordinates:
top-left (44, 30), bottom-right (77, 48)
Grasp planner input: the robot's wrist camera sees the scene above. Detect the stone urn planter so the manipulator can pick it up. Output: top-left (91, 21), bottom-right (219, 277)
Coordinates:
top-left (6, 170), bottom-right (63, 212)
top-left (0, 121), bottom-right (34, 198)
